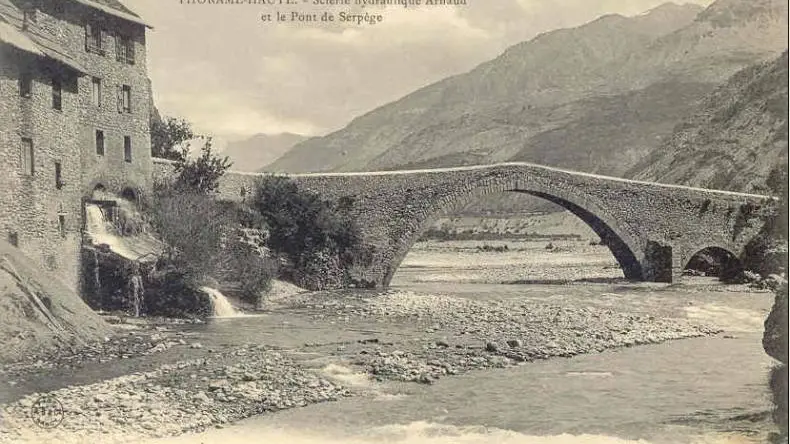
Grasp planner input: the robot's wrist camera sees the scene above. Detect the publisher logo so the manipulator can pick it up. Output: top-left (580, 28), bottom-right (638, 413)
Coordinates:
top-left (30, 395), bottom-right (63, 429)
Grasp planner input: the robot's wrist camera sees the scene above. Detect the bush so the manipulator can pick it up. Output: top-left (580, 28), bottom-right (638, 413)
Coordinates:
top-left (250, 176), bottom-right (370, 290)
top-left (143, 265), bottom-right (212, 319)
top-left (216, 235), bottom-right (278, 308)
top-left (143, 184), bottom-right (234, 286)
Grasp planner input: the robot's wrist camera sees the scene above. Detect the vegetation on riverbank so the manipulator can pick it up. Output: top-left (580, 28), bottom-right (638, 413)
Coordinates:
top-left (250, 176), bottom-right (374, 290)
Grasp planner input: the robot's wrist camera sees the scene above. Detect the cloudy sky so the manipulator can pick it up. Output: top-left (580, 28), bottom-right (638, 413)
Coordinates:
top-left (123, 0), bottom-right (713, 144)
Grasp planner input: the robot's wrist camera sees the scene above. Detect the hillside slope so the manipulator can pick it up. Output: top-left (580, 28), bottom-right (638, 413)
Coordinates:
top-left (630, 50), bottom-right (788, 192)
top-left (267, 0), bottom-right (786, 178)
top-left (220, 133), bottom-right (307, 173)
top-left (0, 241), bottom-right (110, 363)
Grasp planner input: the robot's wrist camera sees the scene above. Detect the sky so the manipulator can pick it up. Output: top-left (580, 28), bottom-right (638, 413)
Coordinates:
top-left (123, 0), bottom-right (714, 144)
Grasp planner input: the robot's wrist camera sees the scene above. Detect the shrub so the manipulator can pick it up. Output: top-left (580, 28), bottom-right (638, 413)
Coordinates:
top-left (250, 176), bottom-right (369, 290)
top-left (216, 235), bottom-right (278, 308)
top-left (144, 185), bottom-right (234, 286)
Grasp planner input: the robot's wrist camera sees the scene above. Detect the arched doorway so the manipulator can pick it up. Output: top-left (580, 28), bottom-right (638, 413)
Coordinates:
top-left (120, 187), bottom-right (138, 202)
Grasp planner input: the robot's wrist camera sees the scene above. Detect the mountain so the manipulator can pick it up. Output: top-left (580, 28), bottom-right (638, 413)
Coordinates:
top-left (220, 133), bottom-right (307, 172)
top-left (267, 0), bottom-right (787, 181)
top-left (629, 51), bottom-right (788, 193)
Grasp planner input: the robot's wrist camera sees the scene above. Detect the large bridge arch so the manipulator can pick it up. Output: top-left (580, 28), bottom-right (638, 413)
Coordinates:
top-left (378, 172), bottom-right (648, 287)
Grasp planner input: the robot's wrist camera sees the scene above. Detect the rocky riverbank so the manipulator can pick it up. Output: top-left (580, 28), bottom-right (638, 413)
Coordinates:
top-left (284, 290), bottom-right (722, 384)
top-left (0, 343), bottom-right (350, 444)
top-left (0, 287), bottom-right (728, 443)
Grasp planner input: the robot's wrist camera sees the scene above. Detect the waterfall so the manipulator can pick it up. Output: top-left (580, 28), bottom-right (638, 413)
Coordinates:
top-left (129, 274), bottom-right (144, 317)
top-left (84, 203), bottom-right (162, 261)
top-left (92, 248), bottom-right (102, 310)
top-left (200, 287), bottom-right (240, 317)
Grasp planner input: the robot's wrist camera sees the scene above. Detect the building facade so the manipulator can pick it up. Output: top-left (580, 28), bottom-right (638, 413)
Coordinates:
top-left (0, 0), bottom-right (151, 290)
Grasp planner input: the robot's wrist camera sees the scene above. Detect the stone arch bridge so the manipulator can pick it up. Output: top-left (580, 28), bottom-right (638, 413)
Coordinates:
top-left (153, 160), bottom-right (773, 287)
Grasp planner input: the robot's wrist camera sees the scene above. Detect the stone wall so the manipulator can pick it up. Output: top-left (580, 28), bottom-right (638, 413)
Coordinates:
top-left (0, 47), bottom-right (83, 290)
top-left (34, 1), bottom-right (153, 199)
top-left (153, 160), bottom-right (770, 288)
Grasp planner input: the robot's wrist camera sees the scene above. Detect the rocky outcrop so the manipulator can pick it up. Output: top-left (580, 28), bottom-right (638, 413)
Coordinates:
top-left (764, 282), bottom-right (788, 442)
top-left (764, 283), bottom-right (788, 364)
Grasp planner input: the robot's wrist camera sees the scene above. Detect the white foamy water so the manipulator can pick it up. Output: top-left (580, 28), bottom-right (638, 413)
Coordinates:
top-left (139, 422), bottom-right (652, 444)
top-left (321, 364), bottom-right (373, 387)
top-left (137, 420), bottom-right (760, 444)
top-left (200, 286), bottom-right (240, 317)
top-left (84, 203), bottom-right (162, 261)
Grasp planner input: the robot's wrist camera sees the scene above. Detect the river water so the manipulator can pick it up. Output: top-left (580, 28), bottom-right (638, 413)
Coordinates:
top-left (145, 240), bottom-right (778, 444)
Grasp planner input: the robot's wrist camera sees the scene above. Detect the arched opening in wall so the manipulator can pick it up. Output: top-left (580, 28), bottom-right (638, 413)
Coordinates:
top-left (683, 247), bottom-right (743, 281)
top-left (389, 191), bottom-right (640, 287)
top-left (120, 187), bottom-right (138, 203)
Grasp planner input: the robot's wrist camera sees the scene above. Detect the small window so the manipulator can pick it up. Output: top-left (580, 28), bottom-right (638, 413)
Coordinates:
top-left (124, 136), bottom-right (132, 162)
top-left (52, 78), bottom-right (62, 110)
top-left (85, 22), bottom-right (103, 54)
top-left (54, 161), bottom-right (63, 189)
top-left (91, 77), bottom-right (101, 107)
top-left (8, 232), bottom-right (18, 247)
top-left (58, 215), bottom-right (66, 238)
top-left (20, 138), bottom-right (34, 176)
top-left (19, 73), bottom-right (31, 98)
top-left (119, 85), bottom-right (131, 113)
top-left (115, 35), bottom-right (135, 65)
top-left (95, 130), bottom-right (104, 156)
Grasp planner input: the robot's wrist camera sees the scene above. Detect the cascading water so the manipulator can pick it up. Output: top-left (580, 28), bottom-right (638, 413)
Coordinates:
top-left (92, 248), bottom-right (102, 311)
top-left (84, 201), bottom-right (161, 316)
top-left (200, 287), bottom-right (240, 317)
top-left (128, 274), bottom-right (144, 317)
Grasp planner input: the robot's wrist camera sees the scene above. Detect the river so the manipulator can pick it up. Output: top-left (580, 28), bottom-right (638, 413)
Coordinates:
top-left (142, 240), bottom-right (778, 444)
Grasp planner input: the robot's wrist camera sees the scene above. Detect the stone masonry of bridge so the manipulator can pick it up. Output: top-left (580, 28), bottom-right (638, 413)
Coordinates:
top-left (153, 159), bottom-right (771, 288)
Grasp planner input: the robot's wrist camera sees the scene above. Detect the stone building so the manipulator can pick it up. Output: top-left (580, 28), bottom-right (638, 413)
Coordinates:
top-left (0, 0), bottom-right (152, 290)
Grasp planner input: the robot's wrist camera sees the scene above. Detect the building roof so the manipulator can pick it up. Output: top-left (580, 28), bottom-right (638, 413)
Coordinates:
top-left (0, 0), bottom-right (88, 74)
top-left (71, 0), bottom-right (152, 28)
top-left (0, 15), bottom-right (42, 56)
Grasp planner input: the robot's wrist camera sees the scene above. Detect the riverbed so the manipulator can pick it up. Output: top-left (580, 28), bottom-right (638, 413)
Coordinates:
top-left (0, 240), bottom-right (779, 443)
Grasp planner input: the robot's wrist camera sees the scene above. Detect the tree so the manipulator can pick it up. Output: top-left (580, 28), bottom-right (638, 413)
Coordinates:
top-left (172, 138), bottom-right (233, 194)
top-left (250, 176), bottom-right (370, 289)
top-left (150, 113), bottom-right (194, 161)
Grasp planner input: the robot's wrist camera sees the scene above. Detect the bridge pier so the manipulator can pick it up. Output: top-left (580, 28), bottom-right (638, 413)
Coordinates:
top-left (642, 241), bottom-right (675, 283)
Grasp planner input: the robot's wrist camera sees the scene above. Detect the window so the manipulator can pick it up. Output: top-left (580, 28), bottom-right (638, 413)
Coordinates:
top-left (85, 22), bottom-right (103, 54)
top-left (124, 136), bottom-right (132, 162)
top-left (91, 77), bottom-right (101, 107)
top-left (95, 130), bottom-right (104, 156)
top-left (118, 85), bottom-right (131, 113)
top-left (20, 138), bottom-right (34, 176)
top-left (19, 73), bottom-right (31, 98)
top-left (58, 215), bottom-right (67, 238)
top-left (115, 35), bottom-right (135, 65)
top-left (52, 78), bottom-right (62, 110)
top-left (54, 161), bottom-right (63, 189)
